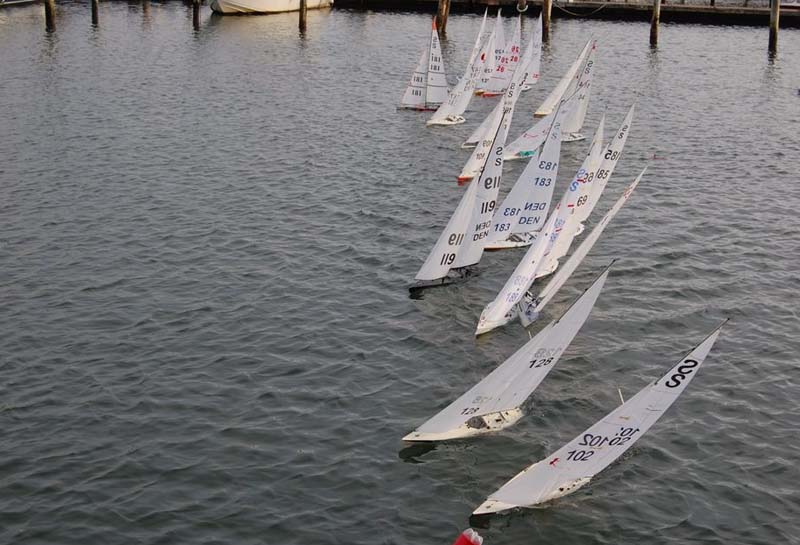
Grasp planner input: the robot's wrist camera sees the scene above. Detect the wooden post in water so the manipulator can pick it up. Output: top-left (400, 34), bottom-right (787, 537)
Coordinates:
top-left (44, 0), bottom-right (56, 31)
top-left (517, 0), bottom-right (528, 12)
top-left (192, 0), bottom-right (200, 30)
top-left (299, 0), bottom-right (307, 32)
top-left (542, 0), bottom-right (552, 42)
top-left (769, 0), bottom-right (780, 53)
top-left (91, 0), bottom-right (99, 26)
top-left (650, 0), bottom-right (661, 46)
top-left (436, 0), bottom-right (450, 35)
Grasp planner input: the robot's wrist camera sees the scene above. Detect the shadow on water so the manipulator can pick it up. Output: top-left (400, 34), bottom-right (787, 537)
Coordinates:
top-left (398, 442), bottom-right (437, 462)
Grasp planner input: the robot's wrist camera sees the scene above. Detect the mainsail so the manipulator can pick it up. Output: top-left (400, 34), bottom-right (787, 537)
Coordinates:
top-left (485, 105), bottom-right (567, 245)
top-left (560, 41), bottom-right (596, 142)
top-left (404, 266), bottom-right (611, 442)
top-left (519, 169), bottom-right (645, 327)
top-left (414, 46), bottom-right (535, 284)
top-left (534, 40), bottom-right (591, 117)
top-left (473, 322), bottom-right (726, 514)
top-left (399, 19), bottom-right (449, 110)
top-left (577, 104), bottom-right (635, 224)
top-left (428, 10), bottom-right (488, 126)
top-left (482, 16), bottom-right (521, 97)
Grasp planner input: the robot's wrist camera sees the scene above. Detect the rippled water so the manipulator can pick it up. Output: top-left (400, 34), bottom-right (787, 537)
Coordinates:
top-left (1, 4), bottom-right (799, 544)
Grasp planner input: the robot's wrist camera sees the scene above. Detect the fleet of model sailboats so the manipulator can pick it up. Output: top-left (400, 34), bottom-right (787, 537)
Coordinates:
top-left (396, 8), bottom-right (725, 534)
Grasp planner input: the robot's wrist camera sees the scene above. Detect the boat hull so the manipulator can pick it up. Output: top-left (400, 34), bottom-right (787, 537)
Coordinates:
top-left (484, 232), bottom-right (538, 251)
top-left (427, 115), bottom-right (466, 126)
top-left (210, 0), bottom-right (332, 14)
top-left (403, 408), bottom-right (524, 442)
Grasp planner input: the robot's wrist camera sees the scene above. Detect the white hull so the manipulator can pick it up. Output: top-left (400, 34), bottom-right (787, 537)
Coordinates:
top-left (562, 132), bottom-right (586, 142)
top-left (426, 115), bottom-right (466, 126)
top-left (403, 408), bottom-right (524, 442)
top-left (484, 232), bottom-right (538, 251)
top-left (210, 0), bottom-right (332, 14)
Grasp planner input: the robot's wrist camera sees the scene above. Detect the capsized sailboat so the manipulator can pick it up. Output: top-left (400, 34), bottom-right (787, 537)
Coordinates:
top-left (519, 169), bottom-right (645, 326)
top-left (472, 321), bottom-right (726, 515)
top-left (403, 266), bottom-right (611, 442)
top-left (399, 18), bottom-right (449, 111)
top-left (428, 10), bottom-right (489, 126)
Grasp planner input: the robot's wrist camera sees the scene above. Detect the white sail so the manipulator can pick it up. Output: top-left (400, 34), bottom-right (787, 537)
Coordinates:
top-left (477, 22), bottom-right (498, 93)
top-left (452, 104), bottom-right (513, 268)
top-left (521, 14), bottom-right (542, 92)
top-left (520, 169), bottom-right (644, 326)
top-left (453, 45), bottom-right (535, 268)
top-left (534, 40), bottom-right (591, 117)
top-left (483, 16), bottom-right (520, 96)
top-left (561, 42), bottom-right (596, 141)
top-left (477, 9), bottom-right (505, 94)
top-left (487, 109), bottom-right (565, 243)
top-left (414, 177), bottom-right (477, 281)
top-left (504, 111), bottom-right (552, 160)
top-left (426, 20), bottom-right (449, 107)
top-left (428, 10), bottom-right (488, 126)
top-left (458, 36), bottom-right (534, 180)
top-left (461, 99), bottom-right (502, 150)
top-left (404, 267), bottom-right (611, 442)
top-left (569, 115), bottom-right (606, 226)
top-left (399, 49), bottom-right (428, 109)
top-left (415, 98), bottom-right (517, 281)
top-left (475, 210), bottom-right (560, 335)
top-left (578, 104), bottom-right (635, 223)
top-left (473, 322), bottom-right (726, 515)
top-left (538, 116), bottom-right (606, 269)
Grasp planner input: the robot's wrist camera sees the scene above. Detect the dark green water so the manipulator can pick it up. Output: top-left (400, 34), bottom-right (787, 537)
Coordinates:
top-left (1, 3), bottom-right (799, 544)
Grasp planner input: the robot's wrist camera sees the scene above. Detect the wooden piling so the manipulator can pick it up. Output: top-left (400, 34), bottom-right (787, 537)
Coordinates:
top-left (650, 0), bottom-right (661, 46)
top-left (542, 0), bottom-right (552, 41)
top-left (769, 0), bottom-right (780, 53)
top-left (192, 0), bottom-right (200, 30)
top-left (436, 0), bottom-right (450, 35)
top-left (91, 0), bottom-right (99, 26)
top-left (517, 0), bottom-right (528, 12)
top-left (44, 0), bottom-right (56, 31)
top-left (299, 0), bottom-right (307, 31)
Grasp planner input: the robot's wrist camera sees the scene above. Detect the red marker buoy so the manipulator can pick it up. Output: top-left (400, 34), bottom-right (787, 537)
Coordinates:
top-left (451, 528), bottom-right (484, 545)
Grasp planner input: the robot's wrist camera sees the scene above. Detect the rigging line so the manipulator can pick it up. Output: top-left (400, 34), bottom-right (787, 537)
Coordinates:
top-left (553, 2), bottom-right (608, 17)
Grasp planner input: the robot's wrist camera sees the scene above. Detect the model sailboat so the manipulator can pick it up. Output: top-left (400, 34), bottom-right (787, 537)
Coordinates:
top-left (399, 19), bottom-right (449, 111)
top-left (404, 266), bottom-right (611, 442)
top-left (473, 322), bottom-right (726, 514)
top-left (428, 10), bottom-right (488, 126)
top-left (411, 48), bottom-right (534, 292)
top-left (489, 115), bottom-right (605, 251)
top-left (519, 170), bottom-right (645, 326)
